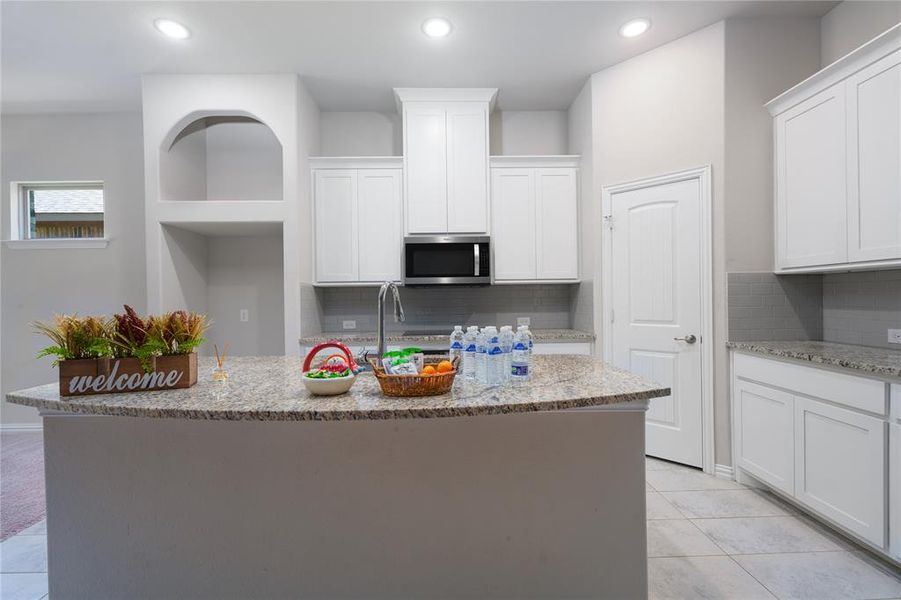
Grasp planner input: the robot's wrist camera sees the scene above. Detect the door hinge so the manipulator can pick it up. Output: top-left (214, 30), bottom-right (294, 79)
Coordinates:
top-left (603, 215), bottom-right (614, 230)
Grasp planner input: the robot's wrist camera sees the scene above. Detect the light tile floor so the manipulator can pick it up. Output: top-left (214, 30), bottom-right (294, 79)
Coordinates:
top-left (1, 458), bottom-right (899, 599)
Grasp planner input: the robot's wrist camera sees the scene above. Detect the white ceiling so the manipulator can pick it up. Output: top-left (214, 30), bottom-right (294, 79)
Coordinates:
top-left (2, 1), bottom-right (837, 114)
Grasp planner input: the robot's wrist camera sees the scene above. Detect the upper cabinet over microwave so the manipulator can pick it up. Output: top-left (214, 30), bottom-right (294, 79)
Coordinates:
top-left (767, 25), bottom-right (900, 273)
top-left (395, 88), bottom-right (497, 235)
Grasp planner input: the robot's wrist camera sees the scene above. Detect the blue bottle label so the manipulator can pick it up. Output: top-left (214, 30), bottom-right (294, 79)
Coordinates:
top-left (513, 342), bottom-right (527, 351)
top-left (451, 341), bottom-right (464, 350)
top-left (488, 346), bottom-right (503, 355)
top-left (511, 364), bottom-right (529, 376)
top-left (465, 343), bottom-right (477, 352)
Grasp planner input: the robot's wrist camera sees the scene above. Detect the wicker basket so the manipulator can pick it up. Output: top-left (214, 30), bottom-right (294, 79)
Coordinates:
top-left (369, 356), bottom-right (460, 397)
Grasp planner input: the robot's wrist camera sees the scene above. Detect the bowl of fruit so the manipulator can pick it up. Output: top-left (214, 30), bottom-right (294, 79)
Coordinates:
top-left (302, 341), bottom-right (360, 396)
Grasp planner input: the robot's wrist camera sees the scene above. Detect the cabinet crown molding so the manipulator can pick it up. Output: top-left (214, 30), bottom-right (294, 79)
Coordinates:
top-left (490, 155), bottom-right (581, 169)
top-left (766, 23), bottom-right (900, 116)
top-left (309, 156), bottom-right (403, 170)
top-left (393, 88), bottom-right (498, 112)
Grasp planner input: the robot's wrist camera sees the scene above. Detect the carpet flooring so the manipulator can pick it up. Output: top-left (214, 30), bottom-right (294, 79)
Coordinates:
top-left (1, 432), bottom-right (46, 541)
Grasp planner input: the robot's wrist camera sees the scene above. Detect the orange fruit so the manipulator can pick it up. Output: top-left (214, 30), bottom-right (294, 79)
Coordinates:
top-left (421, 365), bottom-right (437, 375)
top-left (436, 360), bottom-right (454, 373)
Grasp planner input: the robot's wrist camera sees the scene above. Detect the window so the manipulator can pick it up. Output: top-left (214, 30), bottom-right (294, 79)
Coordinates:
top-left (14, 182), bottom-right (104, 240)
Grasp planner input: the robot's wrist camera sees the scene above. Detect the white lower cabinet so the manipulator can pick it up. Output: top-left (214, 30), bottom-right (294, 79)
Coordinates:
top-left (313, 167), bottom-right (402, 284)
top-left (794, 396), bottom-right (886, 547)
top-left (734, 379), bottom-right (795, 495)
top-left (732, 351), bottom-right (894, 555)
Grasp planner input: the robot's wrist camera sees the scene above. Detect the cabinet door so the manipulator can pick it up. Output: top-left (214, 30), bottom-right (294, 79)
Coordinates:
top-left (847, 49), bottom-right (901, 263)
top-left (794, 396), bottom-right (887, 547)
top-left (734, 380), bottom-right (794, 495)
top-left (775, 83), bottom-right (848, 269)
top-left (491, 168), bottom-right (536, 281)
top-left (405, 104), bottom-right (448, 233)
top-left (314, 170), bottom-right (358, 282)
top-left (358, 169), bottom-right (402, 283)
top-left (535, 168), bottom-right (579, 280)
top-left (446, 103), bottom-right (489, 233)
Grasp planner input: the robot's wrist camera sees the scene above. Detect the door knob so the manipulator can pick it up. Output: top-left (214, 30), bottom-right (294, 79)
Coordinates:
top-left (674, 334), bottom-right (697, 344)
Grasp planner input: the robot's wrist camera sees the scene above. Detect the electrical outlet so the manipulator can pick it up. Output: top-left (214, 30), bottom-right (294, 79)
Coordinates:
top-left (888, 329), bottom-right (901, 344)
top-left (343, 320), bottom-right (357, 330)
top-left (239, 309), bottom-right (249, 323)
top-left (517, 317), bottom-right (531, 327)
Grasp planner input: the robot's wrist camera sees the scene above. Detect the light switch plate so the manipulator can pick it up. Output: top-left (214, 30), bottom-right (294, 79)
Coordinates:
top-left (343, 320), bottom-right (357, 330)
top-left (517, 317), bottom-right (531, 327)
top-left (239, 309), bottom-right (249, 323)
top-left (888, 329), bottom-right (901, 344)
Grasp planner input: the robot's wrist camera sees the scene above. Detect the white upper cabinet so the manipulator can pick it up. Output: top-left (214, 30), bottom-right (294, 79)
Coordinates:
top-left (404, 105), bottom-right (448, 233)
top-left (768, 25), bottom-right (901, 272)
top-left (491, 168), bottom-right (537, 280)
top-left (490, 157), bottom-right (580, 283)
top-left (358, 169), bottom-right (403, 282)
top-left (396, 89), bottom-right (496, 235)
top-left (314, 169), bottom-right (358, 282)
top-left (775, 84), bottom-right (848, 269)
top-left (536, 168), bottom-right (579, 280)
top-left (312, 159), bottom-right (403, 285)
top-left (446, 103), bottom-right (489, 233)
top-left (847, 49), bottom-right (901, 263)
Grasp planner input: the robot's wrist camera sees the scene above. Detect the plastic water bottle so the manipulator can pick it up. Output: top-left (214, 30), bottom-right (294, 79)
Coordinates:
top-left (475, 327), bottom-right (488, 384)
top-left (511, 328), bottom-right (531, 383)
top-left (519, 325), bottom-right (534, 355)
top-left (462, 326), bottom-right (478, 381)
top-left (485, 327), bottom-right (503, 385)
top-left (500, 326), bottom-right (514, 383)
top-left (449, 325), bottom-right (464, 367)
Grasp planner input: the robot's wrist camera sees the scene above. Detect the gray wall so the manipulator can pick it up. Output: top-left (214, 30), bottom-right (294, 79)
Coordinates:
top-left (727, 273), bottom-right (823, 342)
top-left (724, 18), bottom-right (821, 273)
top-left (311, 284), bottom-right (577, 334)
top-left (567, 82), bottom-right (595, 335)
top-left (319, 111), bottom-right (400, 156)
top-left (820, 0), bottom-right (901, 66)
top-left (823, 270), bottom-right (901, 349)
top-left (1, 113), bottom-right (147, 427)
top-left (489, 110), bottom-right (569, 156)
top-left (589, 22), bottom-right (730, 463)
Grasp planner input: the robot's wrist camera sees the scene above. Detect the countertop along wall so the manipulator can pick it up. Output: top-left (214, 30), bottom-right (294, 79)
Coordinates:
top-left (1, 113), bottom-right (147, 428)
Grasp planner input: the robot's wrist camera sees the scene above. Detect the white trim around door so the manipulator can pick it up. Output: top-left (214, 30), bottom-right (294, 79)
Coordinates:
top-left (601, 165), bottom-right (715, 474)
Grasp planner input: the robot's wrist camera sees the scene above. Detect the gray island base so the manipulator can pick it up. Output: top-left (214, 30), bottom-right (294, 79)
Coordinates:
top-left (8, 355), bottom-right (669, 599)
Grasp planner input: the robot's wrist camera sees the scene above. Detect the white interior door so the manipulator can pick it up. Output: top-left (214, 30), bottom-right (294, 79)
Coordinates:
top-left (609, 177), bottom-right (704, 468)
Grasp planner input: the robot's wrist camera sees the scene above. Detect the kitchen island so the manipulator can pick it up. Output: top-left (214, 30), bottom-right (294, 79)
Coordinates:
top-left (8, 355), bottom-right (669, 599)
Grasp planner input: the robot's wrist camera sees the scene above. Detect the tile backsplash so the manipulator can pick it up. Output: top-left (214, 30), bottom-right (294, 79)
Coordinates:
top-left (823, 270), bottom-right (901, 349)
top-left (727, 272), bottom-right (822, 342)
top-left (310, 284), bottom-right (578, 334)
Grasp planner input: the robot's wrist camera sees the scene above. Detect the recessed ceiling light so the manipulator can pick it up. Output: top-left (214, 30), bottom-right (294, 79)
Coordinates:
top-left (154, 18), bottom-right (191, 40)
top-left (619, 18), bottom-right (650, 38)
top-left (422, 17), bottom-right (452, 39)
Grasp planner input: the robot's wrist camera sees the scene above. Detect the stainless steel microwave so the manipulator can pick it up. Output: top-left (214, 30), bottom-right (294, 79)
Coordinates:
top-left (403, 236), bottom-right (490, 286)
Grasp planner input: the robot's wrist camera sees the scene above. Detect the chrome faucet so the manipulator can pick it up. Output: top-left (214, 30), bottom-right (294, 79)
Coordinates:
top-left (377, 281), bottom-right (405, 360)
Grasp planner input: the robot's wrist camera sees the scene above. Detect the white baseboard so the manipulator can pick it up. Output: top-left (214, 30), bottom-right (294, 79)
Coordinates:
top-left (1, 423), bottom-right (43, 433)
top-left (714, 463), bottom-right (734, 480)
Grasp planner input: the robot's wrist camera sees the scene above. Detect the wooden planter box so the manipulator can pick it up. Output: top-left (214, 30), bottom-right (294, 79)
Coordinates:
top-left (59, 353), bottom-right (198, 397)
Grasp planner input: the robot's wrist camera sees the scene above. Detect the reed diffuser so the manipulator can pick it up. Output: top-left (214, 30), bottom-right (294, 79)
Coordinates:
top-left (212, 343), bottom-right (229, 382)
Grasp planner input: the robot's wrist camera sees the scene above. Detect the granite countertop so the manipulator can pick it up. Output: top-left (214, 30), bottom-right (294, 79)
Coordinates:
top-left (6, 355), bottom-right (668, 421)
top-left (299, 328), bottom-right (594, 346)
top-left (726, 340), bottom-right (901, 379)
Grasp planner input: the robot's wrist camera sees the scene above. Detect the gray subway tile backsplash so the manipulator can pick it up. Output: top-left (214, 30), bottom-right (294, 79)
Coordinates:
top-left (728, 269), bottom-right (901, 350)
top-left (310, 283), bottom-right (578, 334)
top-left (727, 272), bottom-right (822, 342)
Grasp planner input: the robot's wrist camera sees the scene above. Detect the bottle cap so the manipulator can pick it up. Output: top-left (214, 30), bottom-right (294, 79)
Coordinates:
top-left (454, 325), bottom-right (462, 331)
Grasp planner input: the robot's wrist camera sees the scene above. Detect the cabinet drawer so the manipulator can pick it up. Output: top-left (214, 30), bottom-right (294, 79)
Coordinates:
top-left (795, 397), bottom-right (887, 548)
top-left (734, 352), bottom-right (888, 416)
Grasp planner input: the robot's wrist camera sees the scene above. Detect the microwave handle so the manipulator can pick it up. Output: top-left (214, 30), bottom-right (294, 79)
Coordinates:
top-left (473, 244), bottom-right (480, 277)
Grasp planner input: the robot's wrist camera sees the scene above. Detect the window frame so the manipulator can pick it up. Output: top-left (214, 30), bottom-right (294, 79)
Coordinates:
top-left (7, 181), bottom-right (109, 248)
